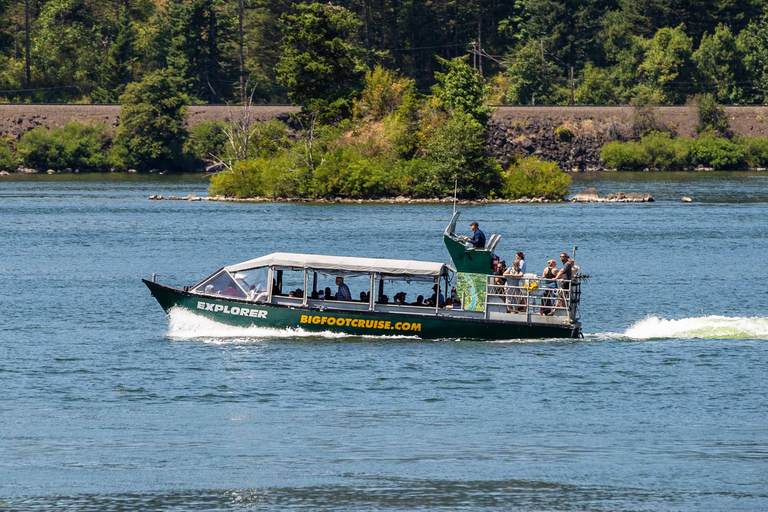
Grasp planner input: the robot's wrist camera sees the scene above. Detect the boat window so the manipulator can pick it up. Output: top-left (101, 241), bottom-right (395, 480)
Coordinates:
top-left (233, 267), bottom-right (269, 301)
top-left (195, 270), bottom-right (246, 298)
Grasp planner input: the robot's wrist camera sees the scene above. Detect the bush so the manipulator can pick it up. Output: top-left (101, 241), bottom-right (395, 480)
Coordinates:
top-left (693, 93), bottom-right (730, 135)
top-left (503, 157), bottom-right (571, 200)
top-left (639, 131), bottom-right (690, 168)
top-left (313, 146), bottom-right (397, 198)
top-left (690, 134), bottom-right (745, 169)
top-left (113, 71), bottom-right (189, 171)
top-left (0, 137), bottom-right (16, 171)
top-left (739, 137), bottom-right (768, 167)
top-left (600, 140), bottom-right (648, 170)
top-left (17, 122), bottom-right (113, 170)
top-left (354, 66), bottom-right (415, 121)
top-left (555, 125), bottom-right (574, 141)
top-left (186, 121), bottom-right (228, 161)
top-left (209, 153), bottom-right (302, 198)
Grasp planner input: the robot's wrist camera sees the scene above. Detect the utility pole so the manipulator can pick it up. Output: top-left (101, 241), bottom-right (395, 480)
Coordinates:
top-left (238, 0), bottom-right (245, 104)
top-left (25, 0), bottom-right (30, 87)
top-left (540, 39), bottom-right (546, 83)
top-left (477, 0), bottom-right (483, 76)
top-left (570, 66), bottom-right (574, 105)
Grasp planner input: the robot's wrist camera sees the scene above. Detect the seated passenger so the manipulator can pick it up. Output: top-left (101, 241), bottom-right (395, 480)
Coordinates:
top-left (220, 284), bottom-right (241, 297)
top-left (204, 284), bottom-right (215, 294)
top-left (412, 295), bottom-right (425, 306)
top-left (393, 291), bottom-right (407, 304)
top-left (424, 285), bottom-right (445, 307)
top-left (317, 290), bottom-right (325, 300)
top-left (359, 291), bottom-right (369, 302)
top-left (377, 294), bottom-right (389, 304)
top-left (335, 277), bottom-right (351, 301)
top-left (324, 287), bottom-right (333, 300)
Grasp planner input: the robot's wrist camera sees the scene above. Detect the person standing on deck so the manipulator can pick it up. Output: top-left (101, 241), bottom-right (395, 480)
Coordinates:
top-left (461, 221), bottom-right (486, 248)
top-left (335, 276), bottom-right (351, 301)
top-left (514, 252), bottom-right (526, 275)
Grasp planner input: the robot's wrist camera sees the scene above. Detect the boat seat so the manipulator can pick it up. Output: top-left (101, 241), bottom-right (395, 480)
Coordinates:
top-left (487, 234), bottom-right (501, 252)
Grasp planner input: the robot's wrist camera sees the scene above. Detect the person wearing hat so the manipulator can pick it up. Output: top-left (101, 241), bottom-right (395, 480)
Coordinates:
top-left (461, 221), bottom-right (486, 249)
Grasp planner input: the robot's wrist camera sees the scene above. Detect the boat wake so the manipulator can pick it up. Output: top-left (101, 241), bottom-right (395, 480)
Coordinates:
top-left (165, 307), bottom-right (419, 342)
top-left (595, 315), bottom-right (768, 340)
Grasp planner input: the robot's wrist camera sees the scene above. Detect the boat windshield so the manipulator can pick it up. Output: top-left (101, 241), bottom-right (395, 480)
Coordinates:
top-left (233, 267), bottom-right (269, 300)
top-left (195, 270), bottom-right (246, 298)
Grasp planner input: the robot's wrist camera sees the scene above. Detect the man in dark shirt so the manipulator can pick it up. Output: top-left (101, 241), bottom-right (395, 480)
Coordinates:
top-left (462, 221), bottom-right (486, 248)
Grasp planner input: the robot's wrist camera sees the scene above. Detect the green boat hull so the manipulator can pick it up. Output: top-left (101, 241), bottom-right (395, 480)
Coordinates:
top-left (144, 280), bottom-right (581, 340)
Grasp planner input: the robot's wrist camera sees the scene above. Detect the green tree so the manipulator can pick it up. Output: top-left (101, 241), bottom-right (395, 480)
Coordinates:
top-left (693, 24), bottom-right (746, 104)
top-left (113, 71), bottom-right (189, 170)
top-left (738, 6), bottom-right (768, 103)
top-left (638, 25), bottom-right (693, 104)
top-left (505, 40), bottom-right (560, 105)
top-left (92, 7), bottom-right (134, 103)
top-left (432, 56), bottom-right (490, 124)
top-left (574, 63), bottom-right (621, 104)
top-left (275, 2), bottom-right (368, 120)
top-left (421, 111), bottom-right (502, 198)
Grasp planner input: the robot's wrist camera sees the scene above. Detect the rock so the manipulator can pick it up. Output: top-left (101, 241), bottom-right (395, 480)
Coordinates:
top-left (46, 169), bottom-right (56, 174)
top-left (189, 196), bottom-right (202, 201)
top-left (394, 195), bottom-right (408, 203)
top-left (571, 187), bottom-right (600, 202)
top-left (520, 138), bottom-right (534, 152)
top-left (62, 168), bottom-right (72, 174)
top-left (19, 167), bottom-right (38, 174)
top-left (604, 192), bottom-right (655, 202)
top-left (186, 194), bottom-right (199, 201)
top-left (149, 168), bottom-right (161, 173)
top-left (681, 196), bottom-right (693, 203)
top-left (0, 171), bottom-right (9, 176)
top-left (205, 162), bottom-right (225, 173)
top-left (127, 169), bottom-right (138, 173)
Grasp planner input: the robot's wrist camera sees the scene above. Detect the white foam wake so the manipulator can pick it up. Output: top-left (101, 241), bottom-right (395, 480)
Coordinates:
top-left (164, 307), bottom-right (420, 342)
top-left (165, 307), bottom-right (351, 341)
top-left (621, 315), bottom-right (768, 340)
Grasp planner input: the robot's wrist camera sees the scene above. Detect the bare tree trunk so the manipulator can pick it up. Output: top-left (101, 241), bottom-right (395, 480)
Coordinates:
top-left (25, 0), bottom-right (30, 87)
top-left (477, 0), bottom-right (483, 76)
top-left (238, 0), bottom-right (245, 104)
top-left (363, 0), bottom-right (371, 49)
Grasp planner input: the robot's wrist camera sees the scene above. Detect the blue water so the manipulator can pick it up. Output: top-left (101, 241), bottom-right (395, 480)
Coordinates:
top-left (1, 173), bottom-right (767, 510)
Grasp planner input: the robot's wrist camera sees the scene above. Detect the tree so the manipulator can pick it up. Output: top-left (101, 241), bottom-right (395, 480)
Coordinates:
top-left (505, 40), bottom-right (561, 105)
top-left (92, 7), bottom-right (134, 103)
top-left (638, 25), bottom-right (693, 104)
top-left (738, 6), bottom-right (768, 104)
top-left (432, 55), bottom-right (490, 124)
top-left (113, 71), bottom-right (189, 170)
top-left (574, 63), bottom-right (621, 105)
top-left (693, 24), bottom-right (746, 104)
top-left (275, 2), bottom-right (369, 120)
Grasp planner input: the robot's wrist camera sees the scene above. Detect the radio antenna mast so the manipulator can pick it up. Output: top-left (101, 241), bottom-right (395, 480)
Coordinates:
top-left (453, 179), bottom-right (458, 214)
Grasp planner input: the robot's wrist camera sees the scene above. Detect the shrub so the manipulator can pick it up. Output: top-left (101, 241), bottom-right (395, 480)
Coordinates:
top-left (503, 157), bottom-right (571, 200)
top-left (354, 66), bottom-right (415, 121)
top-left (693, 93), bottom-right (730, 135)
top-left (600, 140), bottom-right (648, 170)
top-left (113, 71), bottom-right (189, 171)
top-left (186, 121), bottom-right (228, 161)
top-left (17, 122), bottom-right (113, 170)
top-left (0, 137), bottom-right (16, 171)
top-left (313, 146), bottom-right (398, 198)
top-left (209, 153), bottom-right (302, 198)
top-left (555, 125), bottom-right (574, 141)
top-left (690, 134), bottom-right (745, 169)
top-left (639, 131), bottom-right (691, 168)
top-left (391, 158), bottom-right (443, 198)
top-left (739, 137), bottom-right (768, 167)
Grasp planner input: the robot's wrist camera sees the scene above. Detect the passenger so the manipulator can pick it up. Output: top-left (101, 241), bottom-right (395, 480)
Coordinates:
top-left (412, 295), bottom-right (425, 306)
top-left (324, 287), bottom-right (333, 300)
top-left (540, 260), bottom-right (558, 315)
top-left (394, 292), bottom-right (407, 305)
top-left (204, 284), bottom-right (215, 294)
top-left (317, 290), bottom-right (325, 300)
top-left (460, 221), bottom-right (486, 249)
top-left (359, 291), bottom-right (369, 302)
top-left (220, 283), bottom-right (241, 297)
top-left (554, 252), bottom-right (573, 308)
top-left (503, 260), bottom-right (525, 313)
top-left (378, 294), bottom-right (389, 304)
top-left (288, 291), bottom-right (295, 297)
top-left (495, 259), bottom-right (507, 275)
top-left (514, 252), bottom-right (527, 275)
top-left (425, 284), bottom-right (445, 307)
top-left (335, 277), bottom-right (351, 301)
top-left (294, 288), bottom-right (304, 298)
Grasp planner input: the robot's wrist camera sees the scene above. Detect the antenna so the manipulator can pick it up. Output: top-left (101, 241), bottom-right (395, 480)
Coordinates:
top-left (453, 179), bottom-right (458, 214)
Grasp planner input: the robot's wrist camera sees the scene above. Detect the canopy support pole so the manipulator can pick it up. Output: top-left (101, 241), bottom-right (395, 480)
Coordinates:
top-left (303, 270), bottom-right (308, 306)
top-left (369, 274), bottom-right (376, 311)
top-left (267, 267), bottom-right (274, 303)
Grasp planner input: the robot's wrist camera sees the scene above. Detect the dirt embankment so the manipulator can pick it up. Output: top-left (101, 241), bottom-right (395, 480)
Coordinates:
top-left (2, 103), bottom-right (768, 172)
top-left (0, 104), bottom-right (301, 139)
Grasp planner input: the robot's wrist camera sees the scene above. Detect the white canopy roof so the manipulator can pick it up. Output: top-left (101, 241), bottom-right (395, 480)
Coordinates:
top-left (225, 252), bottom-right (454, 278)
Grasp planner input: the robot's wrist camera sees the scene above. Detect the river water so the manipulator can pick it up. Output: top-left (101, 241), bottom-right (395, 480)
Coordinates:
top-left (1, 172), bottom-right (767, 510)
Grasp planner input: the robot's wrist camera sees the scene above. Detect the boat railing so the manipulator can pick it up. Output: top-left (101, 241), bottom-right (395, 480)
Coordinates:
top-left (485, 275), bottom-right (582, 323)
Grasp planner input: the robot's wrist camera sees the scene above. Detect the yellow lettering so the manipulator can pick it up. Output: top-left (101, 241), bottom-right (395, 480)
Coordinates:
top-left (401, 322), bottom-right (410, 331)
top-left (327, 317), bottom-right (336, 326)
top-left (412, 323), bottom-right (421, 332)
top-left (300, 315), bottom-right (308, 323)
top-left (365, 320), bottom-right (375, 328)
top-left (312, 316), bottom-right (321, 324)
top-left (321, 317), bottom-right (328, 325)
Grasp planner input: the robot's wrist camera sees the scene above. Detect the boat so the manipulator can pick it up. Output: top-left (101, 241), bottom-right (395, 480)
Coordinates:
top-left (144, 212), bottom-right (583, 340)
